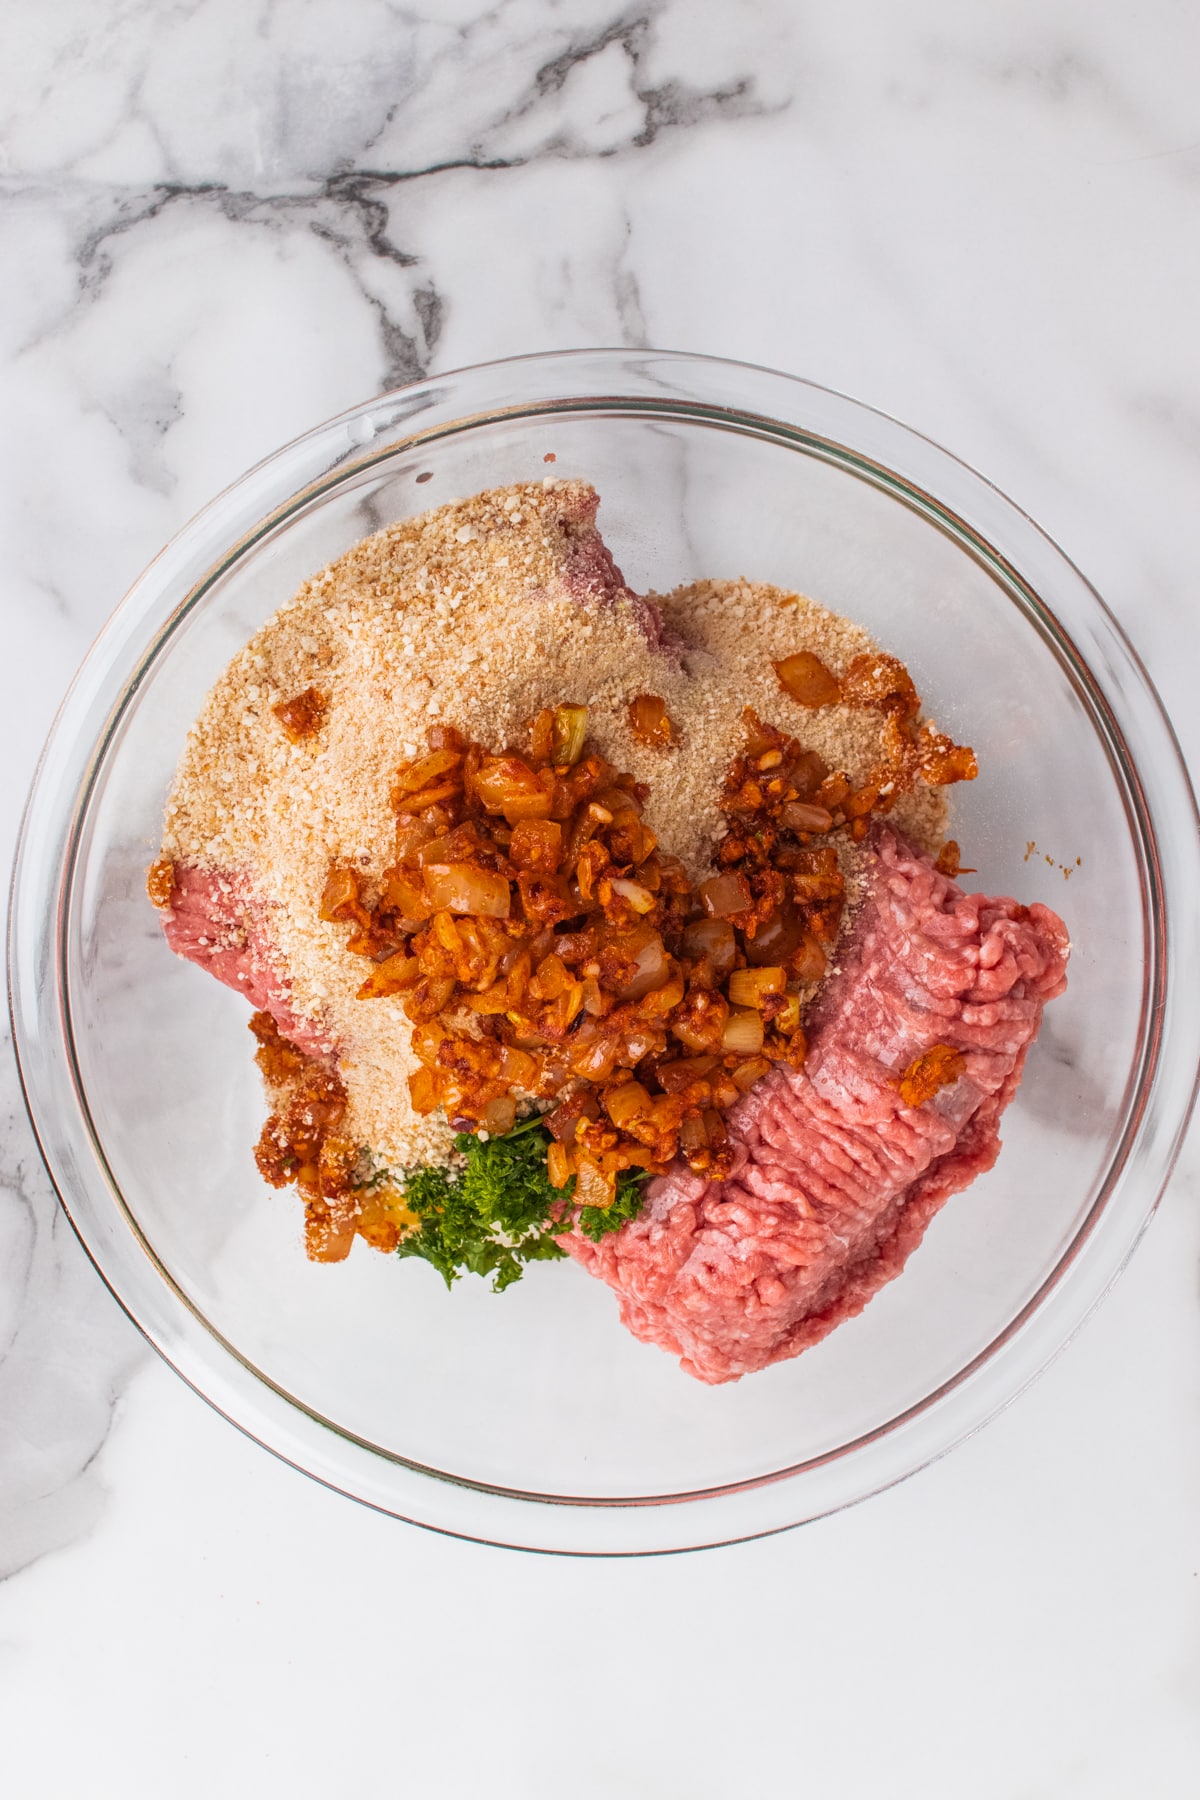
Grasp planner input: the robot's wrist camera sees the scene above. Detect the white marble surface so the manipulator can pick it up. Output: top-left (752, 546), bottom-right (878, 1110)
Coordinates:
top-left (2, 1), bottom-right (1199, 1792)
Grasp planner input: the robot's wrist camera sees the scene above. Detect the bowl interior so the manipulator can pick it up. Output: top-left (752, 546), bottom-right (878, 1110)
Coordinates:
top-left (65, 404), bottom-right (1145, 1503)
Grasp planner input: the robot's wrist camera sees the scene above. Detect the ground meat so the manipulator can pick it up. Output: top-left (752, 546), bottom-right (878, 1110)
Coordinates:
top-left (562, 827), bottom-right (1070, 1383)
top-left (162, 865), bottom-right (332, 1058)
top-left (552, 484), bottom-right (667, 648)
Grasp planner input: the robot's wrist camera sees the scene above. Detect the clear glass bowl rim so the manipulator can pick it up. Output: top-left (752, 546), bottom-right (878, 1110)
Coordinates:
top-left (9, 347), bottom-right (1200, 1555)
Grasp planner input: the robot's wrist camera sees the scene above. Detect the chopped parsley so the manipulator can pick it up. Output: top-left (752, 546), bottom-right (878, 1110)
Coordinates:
top-left (395, 1117), bottom-right (648, 1293)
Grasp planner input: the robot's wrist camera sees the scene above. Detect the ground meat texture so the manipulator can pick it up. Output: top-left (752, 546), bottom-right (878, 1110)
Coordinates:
top-left (562, 827), bottom-right (1070, 1383)
top-left (161, 865), bottom-right (332, 1059)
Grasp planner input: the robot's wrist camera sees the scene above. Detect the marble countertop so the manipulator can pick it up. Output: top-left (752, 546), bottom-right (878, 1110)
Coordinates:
top-left (3, 3), bottom-right (1198, 1793)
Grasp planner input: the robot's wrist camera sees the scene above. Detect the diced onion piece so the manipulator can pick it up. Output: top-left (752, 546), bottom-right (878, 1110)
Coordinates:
top-left (840, 652), bottom-right (920, 720)
top-left (501, 787), bottom-right (556, 824)
top-left (614, 931), bottom-right (669, 1002)
top-left (530, 707), bottom-right (555, 763)
top-left (917, 730), bottom-right (978, 786)
top-left (407, 1067), bottom-right (440, 1113)
top-left (790, 934), bottom-right (828, 984)
top-left (498, 1045), bottom-right (538, 1088)
top-left (552, 704), bottom-right (589, 767)
top-left (403, 974), bottom-right (456, 1019)
top-left (546, 984), bottom-right (585, 1032)
top-left (639, 965), bottom-right (685, 1015)
top-left (472, 756), bottom-right (554, 822)
top-left (774, 990), bottom-right (803, 1036)
top-left (791, 848), bottom-right (843, 901)
top-left (427, 723), bottom-right (466, 752)
top-left (773, 652), bottom-right (842, 708)
top-left (609, 877), bottom-right (656, 914)
top-left (784, 749), bottom-right (830, 801)
top-left (700, 872), bottom-right (751, 919)
top-left (574, 1155), bottom-right (616, 1209)
top-left (622, 1027), bottom-right (662, 1064)
top-left (703, 1109), bottom-right (728, 1152)
top-left (483, 1095), bottom-right (517, 1135)
top-left (569, 1031), bottom-right (621, 1083)
top-left (743, 905), bottom-right (804, 967)
top-left (779, 801), bottom-right (834, 834)
top-left (423, 863), bottom-right (511, 918)
top-left (546, 1142), bottom-right (574, 1189)
top-left (467, 982), bottom-right (510, 1015)
top-left (357, 951), bottom-right (420, 999)
top-left (681, 917), bottom-right (738, 978)
top-left (731, 1055), bottom-right (773, 1092)
top-left (273, 687), bottom-right (327, 742)
top-left (670, 990), bottom-right (728, 1052)
top-left (509, 817), bottom-right (563, 873)
top-left (530, 952), bottom-right (573, 1000)
top-left (319, 865), bottom-right (361, 921)
top-left (627, 692), bottom-right (674, 749)
top-left (656, 1055), bottom-right (718, 1093)
top-left (410, 1019), bottom-right (446, 1060)
top-left (393, 778), bottom-right (463, 815)
top-left (728, 966), bottom-right (786, 1008)
top-left (604, 1080), bottom-right (652, 1128)
top-left (741, 708), bottom-right (776, 756)
top-left (580, 976), bottom-right (606, 1016)
top-left (392, 747), bottom-right (462, 798)
top-left (432, 910), bottom-right (463, 953)
top-left (378, 868), bottom-right (432, 922)
top-left (547, 1092), bottom-right (601, 1144)
top-left (679, 1111), bottom-right (708, 1156)
top-left (722, 1008), bottom-right (765, 1055)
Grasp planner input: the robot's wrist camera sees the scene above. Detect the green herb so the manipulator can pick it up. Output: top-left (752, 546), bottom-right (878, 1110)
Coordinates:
top-left (576, 1172), bottom-right (646, 1243)
top-left (395, 1118), bottom-right (648, 1293)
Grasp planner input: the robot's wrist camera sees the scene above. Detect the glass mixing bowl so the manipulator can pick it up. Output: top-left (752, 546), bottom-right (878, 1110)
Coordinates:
top-left (10, 350), bottom-right (1199, 1553)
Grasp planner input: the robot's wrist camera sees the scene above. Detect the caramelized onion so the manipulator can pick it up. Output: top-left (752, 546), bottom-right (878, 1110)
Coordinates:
top-left (700, 872), bottom-right (752, 919)
top-left (773, 653), bottom-right (842, 708)
top-left (319, 866), bottom-right (361, 921)
top-left (273, 686), bottom-right (328, 742)
top-left (423, 863), bottom-right (511, 918)
top-left (613, 931), bottom-right (669, 1002)
top-left (356, 952), bottom-right (420, 999)
top-left (779, 801), bottom-right (834, 834)
top-left (742, 905), bottom-right (805, 968)
top-left (552, 704), bottom-right (589, 767)
top-left (731, 1055), bottom-right (773, 1092)
top-left (608, 876), bottom-right (656, 914)
top-left (722, 1009), bottom-right (765, 1055)
top-left (472, 756), bottom-right (554, 822)
top-left (604, 1080), bottom-right (652, 1128)
top-left (728, 966), bottom-right (786, 1008)
top-left (318, 692), bottom-right (918, 1206)
top-left (628, 692), bottom-right (674, 749)
top-left (393, 747), bottom-right (462, 797)
top-left (680, 917), bottom-right (737, 977)
top-left (482, 1095), bottom-right (518, 1136)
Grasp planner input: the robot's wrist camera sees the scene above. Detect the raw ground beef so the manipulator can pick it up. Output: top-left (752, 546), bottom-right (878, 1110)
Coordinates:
top-left (162, 866), bottom-right (333, 1059)
top-left (563, 827), bottom-right (1070, 1384)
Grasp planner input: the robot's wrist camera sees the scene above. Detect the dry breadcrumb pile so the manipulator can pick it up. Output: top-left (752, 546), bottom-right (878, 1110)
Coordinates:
top-left (162, 481), bottom-right (948, 1173)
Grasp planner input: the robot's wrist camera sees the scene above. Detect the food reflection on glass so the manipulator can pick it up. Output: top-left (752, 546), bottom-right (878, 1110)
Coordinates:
top-left (148, 480), bottom-right (1069, 1384)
